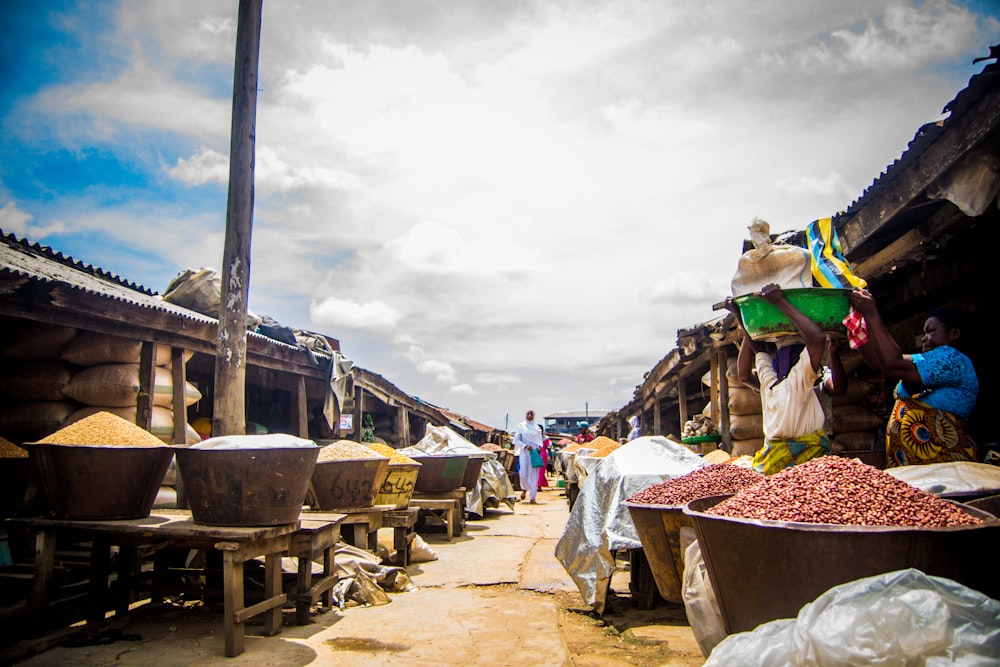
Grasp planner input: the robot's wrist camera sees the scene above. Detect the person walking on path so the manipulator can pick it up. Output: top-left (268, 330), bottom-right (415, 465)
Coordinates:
top-left (513, 409), bottom-right (544, 503)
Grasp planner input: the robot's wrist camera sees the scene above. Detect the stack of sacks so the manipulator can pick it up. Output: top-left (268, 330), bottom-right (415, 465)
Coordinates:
top-left (726, 356), bottom-right (763, 456)
top-left (0, 323), bottom-right (81, 442)
top-left (59, 332), bottom-right (202, 445)
top-left (828, 349), bottom-right (887, 455)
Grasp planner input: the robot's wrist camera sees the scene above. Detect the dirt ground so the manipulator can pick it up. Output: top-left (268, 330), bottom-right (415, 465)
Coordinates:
top-left (6, 479), bottom-right (707, 667)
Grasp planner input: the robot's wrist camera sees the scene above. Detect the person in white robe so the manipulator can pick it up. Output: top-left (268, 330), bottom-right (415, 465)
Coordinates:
top-left (512, 409), bottom-right (544, 503)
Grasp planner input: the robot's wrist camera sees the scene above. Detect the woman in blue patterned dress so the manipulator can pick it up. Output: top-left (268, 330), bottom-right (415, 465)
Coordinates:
top-left (849, 289), bottom-right (979, 467)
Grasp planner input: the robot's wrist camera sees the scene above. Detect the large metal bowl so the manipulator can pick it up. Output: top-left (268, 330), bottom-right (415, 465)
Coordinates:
top-left (174, 446), bottom-right (319, 526)
top-left (734, 288), bottom-right (850, 342)
top-left (684, 494), bottom-right (1000, 634)
top-left (411, 454), bottom-right (469, 493)
top-left (308, 456), bottom-right (390, 510)
top-left (26, 443), bottom-right (173, 520)
top-left (623, 501), bottom-right (693, 604)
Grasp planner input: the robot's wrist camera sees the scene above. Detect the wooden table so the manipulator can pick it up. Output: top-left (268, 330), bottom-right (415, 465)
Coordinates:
top-left (290, 512), bottom-right (345, 625)
top-left (9, 511), bottom-right (296, 657)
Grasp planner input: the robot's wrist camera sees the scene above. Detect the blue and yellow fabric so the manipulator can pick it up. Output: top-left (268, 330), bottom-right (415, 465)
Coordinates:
top-left (806, 217), bottom-right (867, 289)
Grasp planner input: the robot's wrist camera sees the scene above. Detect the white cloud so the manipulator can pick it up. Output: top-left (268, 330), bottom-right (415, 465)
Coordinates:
top-left (0, 201), bottom-right (67, 239)
top-left (167, 147), bottom-right (228, 186)
top-left (450, 383), bottom-right (477, 395)
top-left (310, 297), bottom-right (402, 330)
top-left (416, 359), bottom-right (457, 384)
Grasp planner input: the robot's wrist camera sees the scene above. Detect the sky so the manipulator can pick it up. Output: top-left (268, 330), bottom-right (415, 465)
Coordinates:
top-left (1, 1), bottom-right (998, 432)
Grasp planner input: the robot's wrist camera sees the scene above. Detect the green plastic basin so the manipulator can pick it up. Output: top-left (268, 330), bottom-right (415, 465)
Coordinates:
top-left (734, 288), bottom-right (850, 342)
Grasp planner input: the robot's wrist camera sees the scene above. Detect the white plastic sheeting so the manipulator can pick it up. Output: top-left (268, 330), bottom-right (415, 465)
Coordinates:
top-left (886, 461), bottom-right (1000, 498)
top-left (399, 424), bottom-right (516, 516)
top-left (189, 433), bottom-right (317, 449)
top-left (704, 569), bottom-right (1000, 666)
top-left (554, 436), bottom-right (705, 613)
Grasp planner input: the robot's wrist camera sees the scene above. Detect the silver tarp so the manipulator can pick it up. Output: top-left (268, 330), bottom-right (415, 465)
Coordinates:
top-left (399, 424), bottom-right (516, 516)
top-left (554, 435), bottom-right (706, 613)
top-left (885, 461), bottom-right (1000, 497)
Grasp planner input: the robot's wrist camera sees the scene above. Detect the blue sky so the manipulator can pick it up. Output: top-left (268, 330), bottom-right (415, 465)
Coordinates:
top-left (2, 1), bottom-right (998, 429)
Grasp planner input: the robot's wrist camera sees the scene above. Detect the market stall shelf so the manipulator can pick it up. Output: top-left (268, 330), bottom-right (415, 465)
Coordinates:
top-left (8, 510), bottom-right (297, 657)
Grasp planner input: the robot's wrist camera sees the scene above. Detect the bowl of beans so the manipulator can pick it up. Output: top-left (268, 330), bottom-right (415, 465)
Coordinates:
top-left (308, 440), bottom-right (391, 510)
top-left (682, 456), bottom-right (1000, 635)
top-left (623, 463), bottom-right (764, 604)
top-left (26, 411), bottom-right (174, 520)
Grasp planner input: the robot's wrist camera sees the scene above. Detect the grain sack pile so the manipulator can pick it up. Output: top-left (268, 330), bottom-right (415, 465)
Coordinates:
top-left (59, 332), bottom-right (202, 445)
top-left (0, 322), bottom-right (81, 443)
top-left (827, 349), bottom-right (887, 457)
top-left (723, 356), bottom-right (765, 457)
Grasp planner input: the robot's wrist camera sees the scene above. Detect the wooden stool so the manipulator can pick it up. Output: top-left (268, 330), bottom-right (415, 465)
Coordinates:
top-left (409, 498), bottom-right (461, 541)
top-left (308, 506), bottom-right (387, 553)
top-left (412, 488), bottom-right (466, 536)
top-left (289, 513), bottom-right (345, 625)
top-left (381, 508), bottom-right (419, 566)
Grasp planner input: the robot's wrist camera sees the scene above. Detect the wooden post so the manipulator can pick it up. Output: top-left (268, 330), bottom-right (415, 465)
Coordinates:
top-left (677, 379), bottom-right (688, 432)
top-left (718, 348), bottom-right (732, 452)
top-left (214, 0), bottom-right (263, 437)
top-left (171, 347), bottom-right (188, 444)
top-left (352, 386), bottom-right (364, 442)
top-left (295, 375), bottom-right (309, 438)
top-left (136, 342), bottom-right (155, 431)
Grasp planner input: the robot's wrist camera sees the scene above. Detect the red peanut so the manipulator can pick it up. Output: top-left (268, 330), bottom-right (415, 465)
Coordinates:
top-left (707, 456), bottom-right (982, 527)
top-left (627, 463), bottom-right (764, 506)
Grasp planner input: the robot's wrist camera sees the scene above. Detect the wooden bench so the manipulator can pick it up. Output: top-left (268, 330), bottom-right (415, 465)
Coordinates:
top-left (381, 508), bottom-right (419, 567)
top-left (289, 512), bottom-right (345, 625)
top-left (9, 511), bottom-right (295, 658)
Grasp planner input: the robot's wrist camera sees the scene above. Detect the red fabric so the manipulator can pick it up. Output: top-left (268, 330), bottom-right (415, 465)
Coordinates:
top-left (538, 441), bottom-right (550, 487)
top-left (842, 307), bottom-right (869, 350)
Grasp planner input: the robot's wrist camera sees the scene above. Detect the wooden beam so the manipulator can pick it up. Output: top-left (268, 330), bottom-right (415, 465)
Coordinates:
top-left (852, 205), bottom-right (967, 278)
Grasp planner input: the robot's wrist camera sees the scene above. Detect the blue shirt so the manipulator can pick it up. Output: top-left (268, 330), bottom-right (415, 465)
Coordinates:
top-left (895, 345), bottom-right (978, 419)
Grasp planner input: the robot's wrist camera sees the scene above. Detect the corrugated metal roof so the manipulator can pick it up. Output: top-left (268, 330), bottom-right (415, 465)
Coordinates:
top-left (1, 229), bottom-right (215, 325)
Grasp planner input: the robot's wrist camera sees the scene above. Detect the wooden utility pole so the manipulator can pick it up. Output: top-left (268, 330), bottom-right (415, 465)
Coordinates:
top-left (214, 0), bottom-right (263, 437)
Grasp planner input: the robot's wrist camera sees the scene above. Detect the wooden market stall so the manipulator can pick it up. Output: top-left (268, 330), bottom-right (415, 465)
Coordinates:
top-left (600, 48), bottom-right (998, 464)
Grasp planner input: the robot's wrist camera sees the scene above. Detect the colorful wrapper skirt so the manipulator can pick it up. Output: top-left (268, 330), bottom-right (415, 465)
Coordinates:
top-left (886, 398), bottom-right (977, 467)
top-left (752, 430), bottom-right (829, 476)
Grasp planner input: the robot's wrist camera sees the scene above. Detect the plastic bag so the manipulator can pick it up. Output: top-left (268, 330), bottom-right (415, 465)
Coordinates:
top-left (705, 569), bottom-right (1000, 666)
top-left (529, 447), bottom-right (544, 468)
top-left (731, 218), bottom-right (812, 296)
top-left (682, 535), bottom-right (727, 657)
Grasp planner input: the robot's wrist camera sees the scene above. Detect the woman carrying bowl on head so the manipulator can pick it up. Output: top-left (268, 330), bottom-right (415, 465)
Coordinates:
top-left (725, 283), bottom-right (848, 475)
top-left (848, 289), bottom-right (979, 467)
